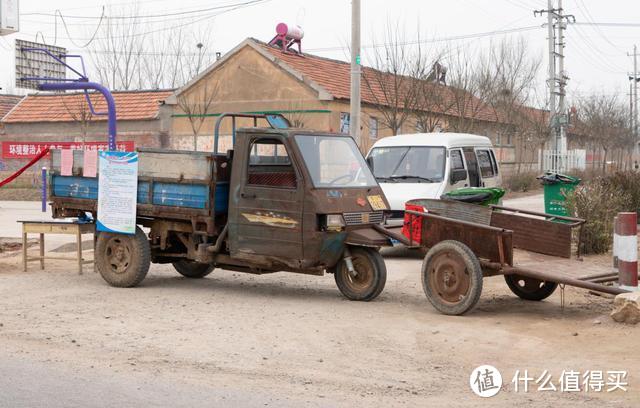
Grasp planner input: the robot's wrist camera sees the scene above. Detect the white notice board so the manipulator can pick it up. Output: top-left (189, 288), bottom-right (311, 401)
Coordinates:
top-left (97, 151), bottom-right (138, 235)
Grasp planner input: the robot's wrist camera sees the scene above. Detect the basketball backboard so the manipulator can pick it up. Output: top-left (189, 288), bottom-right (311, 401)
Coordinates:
top-left (15, 39), bottom-right (67, 89)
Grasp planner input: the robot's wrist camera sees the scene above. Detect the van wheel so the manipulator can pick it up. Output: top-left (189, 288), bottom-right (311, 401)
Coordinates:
top-left (334, 247), bottom-right (387, 301)
top-left (95, 227), bottom-right (150, 288)
top-left (172, 260), bottom-right (214, 278)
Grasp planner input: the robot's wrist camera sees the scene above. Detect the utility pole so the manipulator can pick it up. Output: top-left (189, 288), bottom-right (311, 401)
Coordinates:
top-left (350, 0), bottom-right (362, 148)
top-left (629, 45), bottom-right (639, 153)
top-left (534, 0), bottom-right (574, 173)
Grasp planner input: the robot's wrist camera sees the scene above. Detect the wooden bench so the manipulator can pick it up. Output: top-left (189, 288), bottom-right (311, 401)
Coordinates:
top-left (19, 221), bottom-right (95, 274)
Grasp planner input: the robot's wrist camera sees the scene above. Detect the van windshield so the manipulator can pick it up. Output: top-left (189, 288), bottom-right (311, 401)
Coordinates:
top-left (368, 146), bottom-right (446, 183)
top-left (295, 135), bottom-right (378, 188)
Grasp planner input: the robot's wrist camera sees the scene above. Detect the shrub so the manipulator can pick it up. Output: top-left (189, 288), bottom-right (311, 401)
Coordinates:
top-left (505, 171), bottom-right (539, 192)
top-left (565, 178), bottom-right (632, 254)
top-left (605, 171), bottom-right (640, 215)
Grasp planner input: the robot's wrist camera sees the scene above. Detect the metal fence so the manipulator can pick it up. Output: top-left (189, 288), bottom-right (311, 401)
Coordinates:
top-left (539, 149), bottom-right (586, 173)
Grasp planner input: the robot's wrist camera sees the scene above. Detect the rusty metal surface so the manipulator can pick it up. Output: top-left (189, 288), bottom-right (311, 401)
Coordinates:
top-left (480, 260), bottom-right (629, 295)
top-left (344, 227), bottom-right (391, 247)
top-left (426, 247), bottom-right (471, 304)
top-left (415, 212), bottom-right (513, 265)
top-left (490, 211), bottom-right (574, 258)
top-left (407, 198), bottom-right (493, 226)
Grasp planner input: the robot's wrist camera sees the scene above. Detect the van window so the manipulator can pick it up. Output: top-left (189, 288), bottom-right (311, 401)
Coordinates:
top-left (450, 150), bottom-right (464, 170)
top-left (489, 150), bottom-right (499, 175)
top-left (476, 149), bottom-right (495, 178)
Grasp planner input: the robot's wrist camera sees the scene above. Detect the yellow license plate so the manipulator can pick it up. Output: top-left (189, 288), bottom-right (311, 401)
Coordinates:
top-left (367, 195), bottom-right (387, 211)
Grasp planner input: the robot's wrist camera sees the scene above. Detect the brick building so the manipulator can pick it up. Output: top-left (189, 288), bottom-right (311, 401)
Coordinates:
top-left (0, 90), bottom-right (173, 179)
top-left (166, 38), bottom-right (519, 172)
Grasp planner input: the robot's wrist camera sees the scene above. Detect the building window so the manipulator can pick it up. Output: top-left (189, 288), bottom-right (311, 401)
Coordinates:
top-left (339, 112), bottom-right (350, 134)
top-left (369, 117), bottom-right (378, 139)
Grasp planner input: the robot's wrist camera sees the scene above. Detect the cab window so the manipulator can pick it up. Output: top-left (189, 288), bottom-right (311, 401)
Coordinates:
top-left (247, 138), bottom-right (296, 188)
top-left (476, 149), bottom-right (495, 178)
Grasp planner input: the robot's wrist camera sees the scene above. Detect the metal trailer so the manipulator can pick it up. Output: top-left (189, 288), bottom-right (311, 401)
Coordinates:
top-left (377, 199), bottom-right (631, 315)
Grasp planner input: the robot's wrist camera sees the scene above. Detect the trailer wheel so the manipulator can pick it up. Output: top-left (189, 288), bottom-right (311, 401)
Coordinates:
top-left (95, 227), bottom-right (150, 288)
top-left (421, 240), bottom-right (483, 315)
top-left (504, 274), bottom-right (558, 301)
top-left (172, 260), bottom-right (214, 279)
top-left (334, 247), bottom-right (387, 301)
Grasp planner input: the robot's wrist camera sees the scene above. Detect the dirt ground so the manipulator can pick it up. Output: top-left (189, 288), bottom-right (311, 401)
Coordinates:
top-left (0, 243), bottom-right (637, 407)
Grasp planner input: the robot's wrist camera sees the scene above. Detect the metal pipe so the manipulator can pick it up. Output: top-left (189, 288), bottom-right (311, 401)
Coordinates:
top-left (490, 205), bottom-right (585, 225)
top-left (480, 260), bottom-right (628, 295)
top-left (207, 224), bottom-right (228, 253)
top-left (39, 82), bottom-right (117, 151)
top-left (41, 167), bottom-right (47, 213)
top-left (372, 224), bottom-right (413, 246)
top-left (576, 271), bottom-right (618, 281)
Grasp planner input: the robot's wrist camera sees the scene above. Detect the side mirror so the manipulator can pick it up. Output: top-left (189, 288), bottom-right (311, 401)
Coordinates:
top-left (450, 168), bottom-right (467, 184)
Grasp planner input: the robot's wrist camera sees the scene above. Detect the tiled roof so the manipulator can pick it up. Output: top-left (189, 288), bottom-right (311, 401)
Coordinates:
top-left (2, 90), bottom-right (174, 123)
top-left (0, 94), bottom-right (23, 120)
top-left (255, 39), bottom-right (503, 123)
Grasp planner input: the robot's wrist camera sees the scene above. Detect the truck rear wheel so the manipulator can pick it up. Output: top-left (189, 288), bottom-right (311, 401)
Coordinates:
top-left (334, 247), bottom-right (387, 301)
top-left (421, 240), bottom-right (483, 315)
top-left (95, 227), bottom-right (150, 288)
top-left (504, 274), bottom-right (558, 301)
top-left (172, 260), bottom-right (214, 279)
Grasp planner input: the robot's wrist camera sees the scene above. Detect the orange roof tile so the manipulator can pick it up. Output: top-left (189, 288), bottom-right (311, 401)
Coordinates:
top-left (2, 90), bottom-right (173, 123)
top-left (0, 94), bottom-right (23, 120)
top-left (256, 40), bottom-right (503, 124)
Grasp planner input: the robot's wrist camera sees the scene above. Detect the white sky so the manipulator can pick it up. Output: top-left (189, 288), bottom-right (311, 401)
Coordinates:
top-left (1, 0), bottom-right (639, 107)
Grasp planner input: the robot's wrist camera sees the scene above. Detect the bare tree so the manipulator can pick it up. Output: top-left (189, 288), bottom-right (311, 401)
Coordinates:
top-left (88, 6), bottom-right (215, 90)
top-left (176, 80), bottom-right (219, 150)
top-left (577, 93), bottom-right (633, 173)
top-left (59, 93), bottom-right (94, 148)
top-left (282, 99), bottom-right (311, 128)
top-left (361, 23), bottom-right (433, 135)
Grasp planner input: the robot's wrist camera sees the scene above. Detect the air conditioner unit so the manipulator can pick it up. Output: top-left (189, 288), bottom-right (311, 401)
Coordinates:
top-left (0, 0), bottom-right (19, 36)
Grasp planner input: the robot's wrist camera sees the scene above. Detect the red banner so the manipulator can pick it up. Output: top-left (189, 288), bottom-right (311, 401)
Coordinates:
top-left (1, 141), bottom-right (135, 159)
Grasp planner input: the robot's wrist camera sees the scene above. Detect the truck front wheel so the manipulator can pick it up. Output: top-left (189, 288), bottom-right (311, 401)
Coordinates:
top-left (172, 260), bottom-right (214, 279)
top-left (334, 247), bottom-right (387, 301)
top-left (95, 227), bottom-right (150, 288)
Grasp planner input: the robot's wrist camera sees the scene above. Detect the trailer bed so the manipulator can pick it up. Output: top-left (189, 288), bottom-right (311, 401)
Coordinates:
top-left (49, 148), bottom-right (230, 233)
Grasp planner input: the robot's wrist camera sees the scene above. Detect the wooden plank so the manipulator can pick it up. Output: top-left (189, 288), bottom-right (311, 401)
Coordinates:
top-left (408, 198), bottom-right (493, 226)
top-left (52, 148), bottom-right (215, 181)
top-left (420, 213), bottom-right (513, 265)
top-left (490, 212), bottom-right (573, 258)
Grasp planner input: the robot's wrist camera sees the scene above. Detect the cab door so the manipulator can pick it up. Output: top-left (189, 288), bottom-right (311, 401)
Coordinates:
top-left (228, 136), bottom-right (304, 261)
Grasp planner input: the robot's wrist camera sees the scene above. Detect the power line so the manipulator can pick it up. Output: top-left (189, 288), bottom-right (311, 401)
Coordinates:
top-left (21, 0), bottom-right (266, 20)
top-left (575, 1), bottom-right (627, 54)
top-left (56, 7), bottom-right (105, 48)
top-left (307, 25), bottom-right (542, 53)
top-left (21, 0), bottom-right (271, 43)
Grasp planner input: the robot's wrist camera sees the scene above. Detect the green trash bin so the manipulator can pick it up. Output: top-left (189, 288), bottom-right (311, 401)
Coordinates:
top-left (441, 187), bottom-right (506, 207)
top-left (538, 172), bottom-right (581, 216)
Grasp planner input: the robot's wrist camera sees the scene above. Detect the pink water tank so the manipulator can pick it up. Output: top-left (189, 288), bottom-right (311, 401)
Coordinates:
top-left (275, 23), bottom-right (304, 41)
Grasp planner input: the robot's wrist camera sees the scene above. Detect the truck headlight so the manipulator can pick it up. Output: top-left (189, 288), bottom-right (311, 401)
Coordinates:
top-left (321, 214), bottom-right (345, 231)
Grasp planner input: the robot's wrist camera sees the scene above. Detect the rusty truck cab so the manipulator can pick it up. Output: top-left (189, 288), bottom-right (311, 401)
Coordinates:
top-left (227, 127), bottom-right (392, 300)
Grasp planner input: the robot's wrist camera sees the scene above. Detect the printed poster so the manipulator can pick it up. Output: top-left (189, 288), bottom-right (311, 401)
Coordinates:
top-left (97, 151), bottom-right (138, 235)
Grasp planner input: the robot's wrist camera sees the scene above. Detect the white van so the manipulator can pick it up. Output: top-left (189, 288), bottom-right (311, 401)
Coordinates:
top-left (366, 133), bottom-right (502, 225)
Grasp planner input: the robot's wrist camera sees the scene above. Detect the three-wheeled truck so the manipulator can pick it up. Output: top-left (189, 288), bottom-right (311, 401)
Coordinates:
top-left (49, 114), bottom-right (392, 301)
